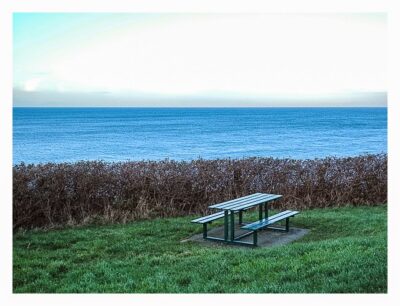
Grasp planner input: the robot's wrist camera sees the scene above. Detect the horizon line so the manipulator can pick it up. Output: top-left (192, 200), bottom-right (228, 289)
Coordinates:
top-left (12, 105), bottom-right (388, 108)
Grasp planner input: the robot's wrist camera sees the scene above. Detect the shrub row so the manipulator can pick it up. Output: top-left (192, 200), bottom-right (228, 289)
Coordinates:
top-left (13, 154), bottom-right (387, 229)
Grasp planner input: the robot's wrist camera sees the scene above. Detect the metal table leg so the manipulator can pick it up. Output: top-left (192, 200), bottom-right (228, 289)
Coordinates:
top-left (224, 210), bottom-right (229, 241)
top-left (264, 202), bottom-right (268, 220)
top-left (253, 230), bottom-right (258, 246)
top-left (230, 210), bottom-right (235, 241)
top-left (258, 204), bottom-right (263, 221)
top-left (203, 223), bottom-right (207, 238)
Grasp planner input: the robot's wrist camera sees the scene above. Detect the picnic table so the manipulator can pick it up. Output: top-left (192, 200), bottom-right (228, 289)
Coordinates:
top-left (192, 193), bottom-right (299, 246)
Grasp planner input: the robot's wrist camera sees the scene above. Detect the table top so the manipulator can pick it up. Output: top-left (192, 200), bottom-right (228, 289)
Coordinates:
top-left (209, 193), bottom-right (282, 211)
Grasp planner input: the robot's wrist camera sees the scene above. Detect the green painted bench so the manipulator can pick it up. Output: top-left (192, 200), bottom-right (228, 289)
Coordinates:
top-left (191, 211), bottom-right (236, 238)
top-left (241, 210), bottom-right (299, 245)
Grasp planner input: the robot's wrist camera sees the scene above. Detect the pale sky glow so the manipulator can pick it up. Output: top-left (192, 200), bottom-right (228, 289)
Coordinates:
top-left (13, 13), bottom-right (386, 106)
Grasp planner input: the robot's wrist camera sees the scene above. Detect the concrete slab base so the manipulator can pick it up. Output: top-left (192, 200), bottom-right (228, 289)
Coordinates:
top-left (182, 224), bottom-right (309, 248)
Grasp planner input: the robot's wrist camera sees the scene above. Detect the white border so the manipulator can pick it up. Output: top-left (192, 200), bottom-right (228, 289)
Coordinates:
top-left (6, 0), bottom-right (390, 13)
top-left (1, 1), bottom-right (398, 306)
top-left (387, 0), bottom-right (400, 302)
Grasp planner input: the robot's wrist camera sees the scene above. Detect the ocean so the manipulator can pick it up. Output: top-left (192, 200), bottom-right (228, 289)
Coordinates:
top-left (13, 107), bottom-right (387, 164)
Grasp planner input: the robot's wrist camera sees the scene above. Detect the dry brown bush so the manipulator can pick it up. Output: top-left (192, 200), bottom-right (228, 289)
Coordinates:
top-left (13, 154), bottom-right (387, 229)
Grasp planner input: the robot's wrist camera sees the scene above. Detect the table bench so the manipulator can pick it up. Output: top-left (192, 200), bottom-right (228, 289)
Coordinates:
top-left (241, 210), bottom-right (299, 245)
top-left (191, 211), bottom-right (236, 239)
top-left (191, 193), bottom-right (300, 247)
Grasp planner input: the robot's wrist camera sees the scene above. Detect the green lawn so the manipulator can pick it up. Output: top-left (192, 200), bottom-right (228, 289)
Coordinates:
top-left (13, 206), bottom-right (387, 293)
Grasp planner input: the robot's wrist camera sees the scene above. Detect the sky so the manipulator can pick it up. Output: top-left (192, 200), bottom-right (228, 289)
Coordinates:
top-left (13, 13), bottom-right (387, 107)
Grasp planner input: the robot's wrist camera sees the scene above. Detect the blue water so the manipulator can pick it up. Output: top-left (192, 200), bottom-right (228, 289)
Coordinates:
top-left (13, 107), bottom-right (387, 164)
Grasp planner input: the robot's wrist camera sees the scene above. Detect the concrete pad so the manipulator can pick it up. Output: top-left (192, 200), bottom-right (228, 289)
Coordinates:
top-left (182, 224), bottom-right (309, 248)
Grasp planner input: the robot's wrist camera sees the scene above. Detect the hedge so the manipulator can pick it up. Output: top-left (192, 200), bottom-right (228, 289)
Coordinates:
top-left (13, 154), bottom-right (387, 229)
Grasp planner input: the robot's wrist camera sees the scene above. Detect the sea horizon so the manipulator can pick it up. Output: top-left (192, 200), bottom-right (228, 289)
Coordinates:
top-left (13, 106), bottom-right (388, 109)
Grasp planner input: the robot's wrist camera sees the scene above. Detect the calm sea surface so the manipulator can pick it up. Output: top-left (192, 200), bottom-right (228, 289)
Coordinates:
top-left (13, 107), bottom-right (387, 164)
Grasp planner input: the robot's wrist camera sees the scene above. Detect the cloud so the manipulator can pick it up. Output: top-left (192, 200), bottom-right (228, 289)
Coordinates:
top-left (13, 89), bottom-right (387, 107)
top-left (23, 78), bottom-right (41, 92)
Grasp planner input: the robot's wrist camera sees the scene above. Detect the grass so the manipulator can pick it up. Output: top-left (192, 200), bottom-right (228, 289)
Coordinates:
top-left (13, 205), bottom-right (387, 293)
